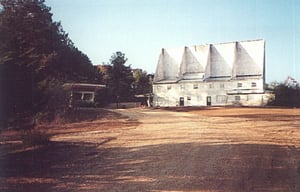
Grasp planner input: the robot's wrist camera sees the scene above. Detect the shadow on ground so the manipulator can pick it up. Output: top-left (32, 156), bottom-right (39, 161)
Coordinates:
top-left (56, 108), bottom-right (126, 124)
top-left (0, 141), bottom-right (299, 192)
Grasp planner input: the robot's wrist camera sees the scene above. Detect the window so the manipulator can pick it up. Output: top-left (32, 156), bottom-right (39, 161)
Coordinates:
top-left (209, 84), bottom-right (214, 89)
top-left (156, 86), bottom-right (162, 91)
top-left (157, 97), bottom-right (164, 105)
top-left (251, 82), bottom-right (257, 87)
top-left (83, 93), bottom-right (93, 101)
top-left (235, 96), bottom-right (240, 101)
top-left (237, 83), bottom-right (242, 88)
top-left (216, 95), bottom-right (226, 103)
top-left (180, 84), bottom-right (185, 90)
top-left (167, 85), bottom-right (172, 90)
top-left (187, 96), bottom-right (191, 100)
top-left (193, 84), bottom-right (198, 89)
top-left (220, 83), bottom-right (225, 88)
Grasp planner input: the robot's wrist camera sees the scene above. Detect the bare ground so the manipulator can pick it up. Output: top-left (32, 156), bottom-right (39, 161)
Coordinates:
top-left (0, 107), bottom-right (300, 192)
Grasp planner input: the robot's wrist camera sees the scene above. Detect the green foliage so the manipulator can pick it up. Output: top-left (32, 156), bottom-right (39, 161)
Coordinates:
top-left (269, 83), bottom-right (300, 107)
top-left (95, 88), bottom-right (109, 107)
top-left (35, 80), bottom-right (70, 122)
top-left (100, 52), bottom-right (153, 103)
top-left (0, 0), bottom-right (102, 129)
top-left (106, 51), bottom-right (135, 102)
top-left (132, 69), bottom-right (153, 95)
top-left (55, 46), bottom-right (101, 82)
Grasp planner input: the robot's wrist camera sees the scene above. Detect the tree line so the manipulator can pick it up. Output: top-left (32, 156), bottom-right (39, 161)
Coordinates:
top-left (0, 0), bottom-right (152, 129)
top-left (267, 82), bottom-right (300, 108)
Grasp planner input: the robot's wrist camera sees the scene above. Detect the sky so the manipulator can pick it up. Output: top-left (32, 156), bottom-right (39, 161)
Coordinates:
top-left (45, 0), bottom-right (299, 83)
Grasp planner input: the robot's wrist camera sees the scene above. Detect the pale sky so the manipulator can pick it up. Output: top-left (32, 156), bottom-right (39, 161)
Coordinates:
top-left (46, 0), bottom-right (299, 83)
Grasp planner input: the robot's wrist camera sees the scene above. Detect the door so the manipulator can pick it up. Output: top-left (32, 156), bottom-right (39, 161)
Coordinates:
top-left (179, 97), bottom-right (184, 106)
top-left (206, 96), bottom-right (211, 106)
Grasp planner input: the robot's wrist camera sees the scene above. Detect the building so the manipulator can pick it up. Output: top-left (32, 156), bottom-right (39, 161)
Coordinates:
top-left (152, 39), bottom-right (271, 107)
top-left (284, 76), bottom-right (299, 88)
top-left (63, 83), bottom-right (106, 108)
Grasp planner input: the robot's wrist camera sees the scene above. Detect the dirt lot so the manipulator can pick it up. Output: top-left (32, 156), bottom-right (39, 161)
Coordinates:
top-left (0, 107), bottom-right (300, 192)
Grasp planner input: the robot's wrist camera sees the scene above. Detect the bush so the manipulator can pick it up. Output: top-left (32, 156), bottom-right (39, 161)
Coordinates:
top-left (95, 88), bottom-right (109, 107)
top-left (269, 84), bottom-right (300, 107)
top-left (21, 128), bottom-right (50, 146)
top-left (34, 81), bottom-right (70, 123)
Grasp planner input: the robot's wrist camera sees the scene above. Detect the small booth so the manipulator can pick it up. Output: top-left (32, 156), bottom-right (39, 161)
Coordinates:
top-left (63, 83), bottom-right (106, 108)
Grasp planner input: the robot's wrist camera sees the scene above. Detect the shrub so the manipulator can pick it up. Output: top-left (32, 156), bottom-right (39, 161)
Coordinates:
top-left (21, 128), bottom-right (50, 146)
top-left (269, 84), bottom-right (300, 107)
top-left (34, 80), bottom-right (70, 123)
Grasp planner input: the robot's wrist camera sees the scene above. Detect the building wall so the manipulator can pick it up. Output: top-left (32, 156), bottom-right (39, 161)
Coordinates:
top-left (153, 39), bottom-right (268, 107)
top-left (153, 78), bottom-right (269, 107)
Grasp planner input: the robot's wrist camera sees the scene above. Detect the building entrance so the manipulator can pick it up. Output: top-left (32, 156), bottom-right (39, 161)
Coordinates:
top-left (179, 97), bottom-right (184, 106)
top-left (207, 96), bottom-right (212, 106)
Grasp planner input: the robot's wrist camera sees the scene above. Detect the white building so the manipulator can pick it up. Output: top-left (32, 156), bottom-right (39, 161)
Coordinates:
top-left (153, 39), bottom-right (271, 107)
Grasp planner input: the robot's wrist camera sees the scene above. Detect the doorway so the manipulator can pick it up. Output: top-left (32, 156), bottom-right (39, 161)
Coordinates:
top-left (206, 96), bottom-right (211, 106)
top-left (179, 97), bottom-right (184, 106)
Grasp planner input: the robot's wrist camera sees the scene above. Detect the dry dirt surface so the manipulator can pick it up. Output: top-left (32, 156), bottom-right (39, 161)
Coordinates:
top-left (0, 107), bottom-right (300, 192)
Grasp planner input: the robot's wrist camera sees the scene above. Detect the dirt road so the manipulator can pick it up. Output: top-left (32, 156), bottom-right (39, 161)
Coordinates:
top-left (1, 107), bottom-right (300, 191)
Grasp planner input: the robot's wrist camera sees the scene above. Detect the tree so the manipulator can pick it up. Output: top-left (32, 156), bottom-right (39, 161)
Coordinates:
top-left (132, 69), bottom-right (153, 95)
top-left (106, 51), bottom-right (134, 102)
top-left (0, 0), bottom-right (102, 128)
top-left (269, 83), bottom-right (300, 107)
top-left (0, 0), bottom-right (64, 127)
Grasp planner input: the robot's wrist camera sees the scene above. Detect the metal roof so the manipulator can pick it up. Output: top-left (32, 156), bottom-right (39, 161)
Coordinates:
top-left (154, 39), bottom-right (265, 83)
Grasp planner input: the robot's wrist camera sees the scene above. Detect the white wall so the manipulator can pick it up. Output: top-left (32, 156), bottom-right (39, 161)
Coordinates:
top-left (153, 40), bottom-right (267, 107)
top-left (153, 78), bottom-right (267, 107)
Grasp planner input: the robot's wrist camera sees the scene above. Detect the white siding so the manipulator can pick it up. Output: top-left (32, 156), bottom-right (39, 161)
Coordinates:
top-left (153, 39), bottom-right (268, 107)
top-left (153, 78), bottom-right (268, 107)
